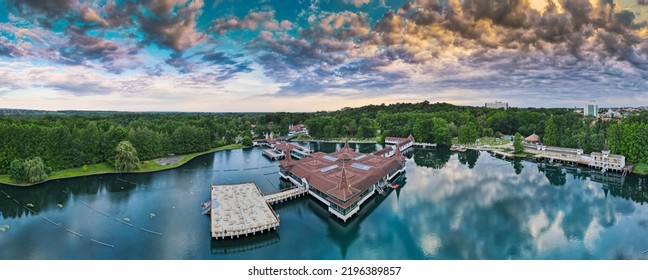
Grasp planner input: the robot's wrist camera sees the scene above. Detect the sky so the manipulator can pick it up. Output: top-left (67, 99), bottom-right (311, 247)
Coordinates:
top-left (1, 0), bottom-right (648, 112)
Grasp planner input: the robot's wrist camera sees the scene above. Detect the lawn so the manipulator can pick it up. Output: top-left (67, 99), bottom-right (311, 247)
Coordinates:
top-left (475, 137), bottom-right (511, 146)
top-left (0, 144), bottom-right (246, 186)
top-left (453, 137), bottom-right (511, 146)
top-left (634, 163), bottom-right (648, 175)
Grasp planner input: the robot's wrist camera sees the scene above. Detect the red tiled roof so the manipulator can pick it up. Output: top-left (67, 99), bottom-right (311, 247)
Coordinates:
top-left (275, 142), bottom-right (306, 152)
top-left (525, 133), bottom-right (540, 142)
top-left (289, 124), bottom-right (306, 132)
top-left (385, 137), bottom-right (408, 142)
top-left (281, 147), bottom-right (403, 204)
top-left (254, 138), bottom-right (278, 144)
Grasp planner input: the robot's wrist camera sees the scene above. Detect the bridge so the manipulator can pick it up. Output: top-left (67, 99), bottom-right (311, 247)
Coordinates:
top-left (263, 187), bottom-right (308, 205)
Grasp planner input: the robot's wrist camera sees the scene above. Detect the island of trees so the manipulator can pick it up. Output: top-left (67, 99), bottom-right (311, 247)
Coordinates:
top-left (1, 102), bottom-right (647, 184)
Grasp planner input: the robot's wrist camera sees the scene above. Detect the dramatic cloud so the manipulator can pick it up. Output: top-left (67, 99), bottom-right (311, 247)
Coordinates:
top-left (1, 0), bottom-right (648, 111)
top-left (211, 9), bottom-right (292, 34)
top-left (137, 0), bottom-right (206, 52)
top-left (343, 0), bottom-right (372, 8)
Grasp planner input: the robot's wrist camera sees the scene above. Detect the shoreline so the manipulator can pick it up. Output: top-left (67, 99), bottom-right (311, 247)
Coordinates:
top-left (465, 146), bottom-right (647, 175)
top-left (293, 138), bottom-right (379, 144)
top-left (0, 144), bottom-right (248, 187)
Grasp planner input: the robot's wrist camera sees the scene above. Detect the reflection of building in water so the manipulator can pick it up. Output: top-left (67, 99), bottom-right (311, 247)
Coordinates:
top-left (590, 172), bottom-right (626, 188)
top-left (210, 231), bottom-right (280, 255)
top-left (601, 176), bottom-right (648, 204)
top-left (306, 178), bottom-right (398, 258)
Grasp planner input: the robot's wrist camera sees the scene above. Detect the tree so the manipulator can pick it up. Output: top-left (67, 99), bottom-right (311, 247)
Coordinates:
top-left (242, 136), bottom-right (253, 146)
top-left (514, 132), bottom-right (523, 154)
top-left (9, 157), bottom-right (49, 183)
top-left (114, 141), bottom-right (139, 172)
top-left (458, 123), bottom-right (479, 144)
top-left (23, 157), bottom-right (49, 183)
top-left (544, 116), bottom-right (559, 146)
top-left (9, 159), bottom-right (24, 182)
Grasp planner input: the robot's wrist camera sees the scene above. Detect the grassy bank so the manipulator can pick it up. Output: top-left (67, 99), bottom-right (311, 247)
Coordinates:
top-left (634, 163), bottom-right (648, 175)
top-left (453, 137), bottom-right (511, 146)
top-left (0, 144), bottom-right (247, 186)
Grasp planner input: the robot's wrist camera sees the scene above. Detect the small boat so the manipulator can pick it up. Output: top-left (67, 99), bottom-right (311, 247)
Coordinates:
top-left (201, 201), bottom-right (211, 215)
top-left (391, 184), bottom-right (399, 189)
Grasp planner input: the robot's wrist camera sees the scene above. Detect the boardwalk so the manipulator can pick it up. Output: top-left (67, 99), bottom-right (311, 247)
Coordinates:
top-left (211, 183), bottom-right (279, 239)
top-left (262, 149), bottom-right (283, 160)
top-left (532, 154), bottom-right (589, 165)
top-left (492, 150), bottom-right (514, 159)
top-left (263, 187), bottom-right (307, 205)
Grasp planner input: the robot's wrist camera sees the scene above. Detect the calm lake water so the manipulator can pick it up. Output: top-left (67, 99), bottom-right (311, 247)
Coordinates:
top-left (1, 143), bottom-right (647, 260)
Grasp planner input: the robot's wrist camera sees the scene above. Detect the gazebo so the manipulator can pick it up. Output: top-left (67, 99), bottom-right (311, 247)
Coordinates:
top-left (524, 133), bottom-right (540, 143)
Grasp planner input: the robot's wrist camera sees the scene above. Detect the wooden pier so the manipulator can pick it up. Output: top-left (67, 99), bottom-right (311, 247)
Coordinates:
top-left (210, 183), bottom-right (280, 240)
top-left (262, 149), bottom-right (284, 160)
top-left (263, 187), bottom-right (308, 205)
top-left (492, 150), bottom-right (514, 159)
top-left (532, 154), bottom-right (588, 165)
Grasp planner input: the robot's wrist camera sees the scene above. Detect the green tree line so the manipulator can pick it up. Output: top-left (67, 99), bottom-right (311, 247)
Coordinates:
top-left (0, 113), bottom-right (260, 175)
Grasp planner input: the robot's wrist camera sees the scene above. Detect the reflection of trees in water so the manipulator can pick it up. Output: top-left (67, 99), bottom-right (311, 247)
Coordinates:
top-left (414, 148), bottom-right (451, 169)
top-left (0, 173), bottom-right (156, 219)
top-left (512, 159), bottom-right (524, 175)
top-left (603, 176), bottom-right (648, 204)
top-left (535, 162), bottom-right (648, 204)
top-left (537, 164), bottom-right (567, 186)
top-left (400, 154), bottom-right (648, 259)
top-left (458, 150), bottom-right (480, 169)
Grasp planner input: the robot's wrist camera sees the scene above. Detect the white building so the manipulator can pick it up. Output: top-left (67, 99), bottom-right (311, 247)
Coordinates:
top-left (584, 103), bottom-right (598, 117)
top-left (588, 144), bottom-right (625, 172)
top-left (485, 101), bottom-right (508, 110)
top-left (287, 124), bottom-right (308, 137)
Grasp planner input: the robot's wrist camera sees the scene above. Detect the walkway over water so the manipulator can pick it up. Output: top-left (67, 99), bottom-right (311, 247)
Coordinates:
top-left (263, 187), bottom-right (307, 205)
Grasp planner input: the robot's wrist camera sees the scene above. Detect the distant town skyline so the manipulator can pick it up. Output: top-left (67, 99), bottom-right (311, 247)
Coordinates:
top-left (1, 0), bottom-right (648, 112)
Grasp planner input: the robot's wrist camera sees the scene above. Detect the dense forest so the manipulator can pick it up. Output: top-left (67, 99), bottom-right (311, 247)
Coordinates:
top-left (1, 102), bottom-right (647, 182)
top-left (0, 113), bottom-right (248, 174)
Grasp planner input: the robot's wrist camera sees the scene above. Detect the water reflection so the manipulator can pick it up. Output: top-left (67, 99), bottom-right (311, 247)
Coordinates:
top-left (413, 148), bottom-right (451, 169)
top-left (1, 146), bottom-right (647, 260)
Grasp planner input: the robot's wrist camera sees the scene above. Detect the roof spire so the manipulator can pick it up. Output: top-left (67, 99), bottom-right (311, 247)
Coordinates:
top-left (395, 143), bottom-right (403, 159)
top-left (338, 164), bottom-right (351, 198)
top-left (282, 149), bottom-right (293, 166)
top-left (343, 138), bottom-right (350, 150)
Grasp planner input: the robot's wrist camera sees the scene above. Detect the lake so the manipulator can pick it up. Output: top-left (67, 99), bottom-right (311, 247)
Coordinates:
top-left (1, 143), bottom-right (647, 259)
